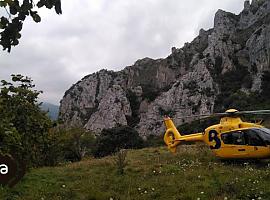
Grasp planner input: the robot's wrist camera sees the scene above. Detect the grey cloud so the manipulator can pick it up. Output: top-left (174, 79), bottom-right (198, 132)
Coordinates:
top-left (0, 0), bottom-right (245, 105)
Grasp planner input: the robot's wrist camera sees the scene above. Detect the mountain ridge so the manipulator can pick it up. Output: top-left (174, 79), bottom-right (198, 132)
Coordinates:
top-left (40, 102), bottom-right (59, 121)
top-left (59, 0), bottom-right (270, 137)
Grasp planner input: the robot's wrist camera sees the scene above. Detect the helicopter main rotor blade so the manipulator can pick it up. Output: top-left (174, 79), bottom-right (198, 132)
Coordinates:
top-left (173, 114), bottom-right (211, 119)
top-left (237, 110), bottom-right (270, 114)
top-left (163, 109), bottom-right (270, 121)
top-left (172, 112), bottom-right (227, 120)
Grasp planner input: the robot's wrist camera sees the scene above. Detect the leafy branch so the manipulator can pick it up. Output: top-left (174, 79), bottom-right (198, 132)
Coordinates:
top-left (0, 0), bottom-right (62, 52)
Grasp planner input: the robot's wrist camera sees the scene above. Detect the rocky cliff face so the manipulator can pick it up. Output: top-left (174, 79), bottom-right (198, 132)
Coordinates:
top-left (59, 0), bottom-right (270, 137)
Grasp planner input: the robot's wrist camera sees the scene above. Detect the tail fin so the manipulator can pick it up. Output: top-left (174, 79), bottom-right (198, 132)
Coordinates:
top-left (163, 117), bottom-right (182, 153)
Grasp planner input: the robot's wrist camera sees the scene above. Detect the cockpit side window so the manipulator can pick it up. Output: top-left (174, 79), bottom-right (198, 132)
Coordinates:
top-left (222, 129), bottom-right (268, 146)
top-left (221, 131), bottom-right (245, 145)
top-left (252, 128), bottom-right (270, 145)
top-left (261, 128), bottom-right (270, 135)
top-left (244, 129), bottom-right (265, 146)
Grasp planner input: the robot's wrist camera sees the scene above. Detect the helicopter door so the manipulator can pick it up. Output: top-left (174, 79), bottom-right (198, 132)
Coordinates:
top-left (243, 129), bottom-right (269, 158)
top-left (221, 131), bottom-right (250, 158)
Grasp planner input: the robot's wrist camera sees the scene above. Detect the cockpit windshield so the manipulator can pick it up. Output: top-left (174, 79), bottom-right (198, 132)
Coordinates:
top-left (261, 128), bottom-right (270, 135)
top-left (253, 128), bottom-right (270, 145)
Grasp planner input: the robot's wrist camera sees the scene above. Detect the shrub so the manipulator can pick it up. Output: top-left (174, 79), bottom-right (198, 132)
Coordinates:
top-left (93, 126), bottom-right (144, 158)
top-left (144, 134), bottom-right (164, 147)
top-left (45, 127), bottom-right (96, 165)
top-left (141, 84), bottom-right (160, 102)
top-left (177, 118), bottom-right (220, 135)
top-left (62, 128), bottom-right (96, 162)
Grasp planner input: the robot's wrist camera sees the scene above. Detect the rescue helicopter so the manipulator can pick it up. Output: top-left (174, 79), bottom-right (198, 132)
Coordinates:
top-left (163, 109), bottom-right (270, 159)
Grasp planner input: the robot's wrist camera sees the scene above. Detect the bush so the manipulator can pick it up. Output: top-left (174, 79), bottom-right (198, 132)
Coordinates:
top-left (144, 134), bottom-right (164, 147)
top-left (61, 128), bottom-right (96, 162)
top-left (141, 84), bottom-right (160, 102)
top-left (177, 118), bottom-right (220, 135)
top-left (93, 126), bottom-right (144, 158)
top-left (45, 127), bottom-right (96, 165)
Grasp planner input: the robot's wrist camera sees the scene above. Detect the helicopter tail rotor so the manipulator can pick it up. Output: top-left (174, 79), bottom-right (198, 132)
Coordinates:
top-left (163, 117), bottom-right (182, 153)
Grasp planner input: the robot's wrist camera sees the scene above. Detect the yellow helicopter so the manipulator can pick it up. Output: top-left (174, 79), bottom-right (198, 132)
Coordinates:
top-left (163, 109), bottom-right (270, 159)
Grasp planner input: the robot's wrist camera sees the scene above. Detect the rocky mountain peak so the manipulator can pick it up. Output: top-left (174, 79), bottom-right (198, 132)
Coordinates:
top-left (244, 0), bottom-right (251, 10)
top-left (59, 1), bottom-right (270, 137)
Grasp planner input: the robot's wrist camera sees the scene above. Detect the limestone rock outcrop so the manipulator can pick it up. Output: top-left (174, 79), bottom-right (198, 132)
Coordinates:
top-left (59, 0), bottom-right (270, 136)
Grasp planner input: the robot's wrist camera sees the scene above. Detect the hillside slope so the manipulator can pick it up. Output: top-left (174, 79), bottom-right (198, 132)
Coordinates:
top-left (59, 0), bottom-right (270, 137)
top-left (2, 145), bottom-right (270, 200)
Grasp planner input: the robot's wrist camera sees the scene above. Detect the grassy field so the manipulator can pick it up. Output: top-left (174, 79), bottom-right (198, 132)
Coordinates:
top-left (1, 144), bottom-right (270, 200)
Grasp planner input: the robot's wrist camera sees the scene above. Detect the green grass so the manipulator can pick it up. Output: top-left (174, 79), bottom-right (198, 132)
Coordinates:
top-left (1, 145), bottom-right (270, 200)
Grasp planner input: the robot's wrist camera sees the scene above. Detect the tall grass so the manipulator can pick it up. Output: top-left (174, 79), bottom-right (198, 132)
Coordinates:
top-left (1, 144), bottom-right (270, 200)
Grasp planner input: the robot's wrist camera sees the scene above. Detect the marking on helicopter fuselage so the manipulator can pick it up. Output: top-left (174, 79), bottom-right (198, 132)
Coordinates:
top-left (209, 130), bottom-right (221, 149)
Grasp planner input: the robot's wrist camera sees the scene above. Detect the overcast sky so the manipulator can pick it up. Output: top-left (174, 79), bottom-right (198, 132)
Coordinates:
top-left (0, 0), bottom-right (246, 105)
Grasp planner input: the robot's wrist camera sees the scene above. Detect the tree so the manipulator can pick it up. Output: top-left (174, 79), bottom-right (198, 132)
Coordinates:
top-left (43, 127), bottom-right (96, 165)
top-left (57, 127), bottom-right (96, 162)
top-left (0, 74), bottom-right (52, 167)
top-left (94, 126), bottom-right (144, 158)
top-left (0, 0), bottom-right (62, 52)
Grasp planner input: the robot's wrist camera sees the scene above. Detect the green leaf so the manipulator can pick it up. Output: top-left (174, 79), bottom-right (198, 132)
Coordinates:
top-left (31, 13), bottom-right (41, 23)
top-left (1, 16), bottom-right (9, 26)
top-left (0, 1), bottom-right (7, 7)
top-left (12, 39), bottom-right (19, 46)
top-left (1, 80), bottom-right (8, 85)
top-left (36, 0), bottom-right (45, 8)
top-left (4, 0), bottom-right (13, 5)
top-left (21, 0), bottom-right (33, 12)
top-left (18, 13), bottom-right (26, 21)
top-left (9, 5), bottom-right (17, 15)
top-left (44, 0), bottom-right (53, 9)
top-left (54, 0), bottom-right (62, 14)
top-left (16, 32), bottom-right (21, 39)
